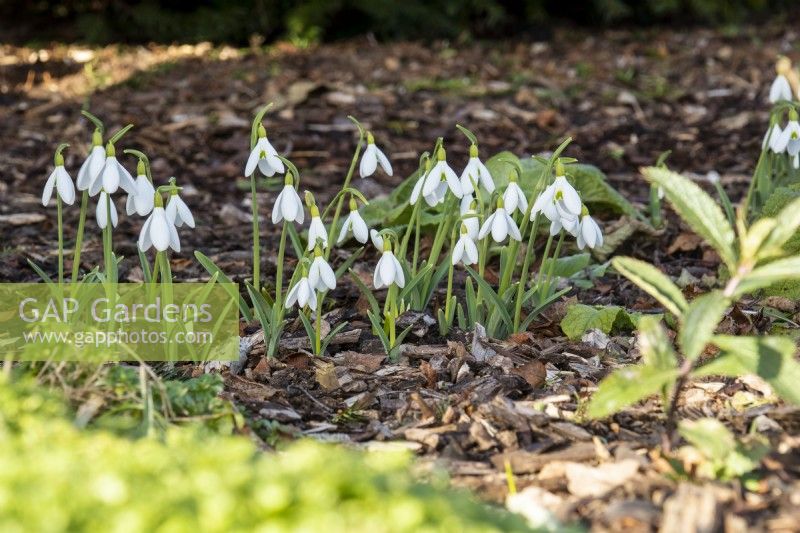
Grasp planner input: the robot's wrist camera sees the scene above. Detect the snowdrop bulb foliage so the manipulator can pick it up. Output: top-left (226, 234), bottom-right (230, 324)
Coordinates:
top-left (285, 272), bottom-right (317, 310)
top-left (373, 240), bottom-right (405, 289)
top-left (139, 199), bottom-right (180, 253)
top-left (422, 147), bottom-right (462, 199)
top-left (42, 151), bottom-right (75, 206)
top-left (76, 130), bottom-right (105, 191)
top-left (576, 208), bottom-right (603, 250)
top-left (359, 132), bottom-right (393, 178)
top-left (271, 175), bottom-right (305, 224)
top-left (337, 198), bottom-right (369, 244)
top-left (96, 191), bottom-right (119, 229)
top-left (245, 125), bottom-right (285, 177)
top-left (452, 225), bottom-right (478, 266)
top-left (459, 144), bottom-right (495, 195)
top-left (503, 176), bottom-right (528, 216)
top-left (306, 203), bottom-right (328, 251)
top-left (308, 248), bottom-right (336, 292)
top-left (479, 198), bottom-right (521, 243)
top-left (166, 190), bottom-right (195, 228)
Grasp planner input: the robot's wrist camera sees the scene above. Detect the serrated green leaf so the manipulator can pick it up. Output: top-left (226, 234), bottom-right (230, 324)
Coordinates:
top-left (734, 256), bottom-right (800, 297)
top-left (637, 315), bottom-right (677, 369)
top-left (643, 167), bottom-right (737, 270)
top-left (679, 291), bottom-right (729, 361)
top-left (587, 364), bottom-right (678, 419)
top-left (696, 335), bottom-right (800, 405)
top-left (611, 256), bottom-right (688, 317)
top-left (560, 304), bottom-right (621, 340)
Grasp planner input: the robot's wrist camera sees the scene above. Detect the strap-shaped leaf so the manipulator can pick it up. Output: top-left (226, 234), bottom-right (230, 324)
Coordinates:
top-left (611, 256), bottom-right (688, 317)
top-left (587, 364), bottom-right (678, 419)
top-left (696, 335), bottom-right (800, 405)
top-left (733, 256), bottom-right (800, 297)
top-left (678, 290), bottom-right (729, 361)
top-left (465, 266), bottom-right (513, 328)
top-left (637, 315), bottom-right (677, 369)
top-left (194, 251), bottom-right (252, 321)
top-left (642, 167), bottom-right (737, 270)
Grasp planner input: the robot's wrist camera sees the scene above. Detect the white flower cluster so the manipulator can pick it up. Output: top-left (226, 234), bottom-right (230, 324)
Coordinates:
top-left (765, 59), bottom-right (800, 168)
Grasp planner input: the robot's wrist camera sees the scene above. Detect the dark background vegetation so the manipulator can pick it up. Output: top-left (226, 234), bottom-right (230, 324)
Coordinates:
top-left (1, 0), bottom-right (796, 44)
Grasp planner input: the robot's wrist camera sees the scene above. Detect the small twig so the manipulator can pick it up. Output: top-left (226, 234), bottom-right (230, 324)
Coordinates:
top-left (287, 384), bottom-right (333, 414)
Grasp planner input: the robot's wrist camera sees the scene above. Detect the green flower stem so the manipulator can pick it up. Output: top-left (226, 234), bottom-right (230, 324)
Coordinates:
top-left (326, 138), bottom-right (364, 261)
top-left (314, 296), bottom-right (322, 355)
top-left (535, 233), bottom-right (555, 287)
top-left (103, 194), bottom-right (113, 282)
top-left (399, 199), bottom-right (421, 265)
top-left (250, 173), bottom-right (261, 292)
top-left (412, 205), bottom-right (422, 273)
top-left (542, 232), bottom-right (565, 297)
top-left (275, 223), bottom-right (288, 304)
top-left (71, 190), bottom-right (89, 283)
top-left (385, 285), bottom-right (398, 348)
top-left (443, 224), bottom-right (459, 326)
top-left (512, 215), bottom-right (541, 332)
top-left (421, 196), bottom-right (456, 299)
top-left (56, 196), bottom-right (64, 285)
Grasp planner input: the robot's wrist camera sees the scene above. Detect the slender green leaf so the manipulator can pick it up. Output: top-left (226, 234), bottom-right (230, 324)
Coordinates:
top-left (734, 256), bottom-right (800, 297)
top-left (195, 251), bottom-right (252, 321)
top-left (334, 247), bottom-right (364, 278)
top-left (366, 311), bottom-right (390, 354)
top-left (464, 266), bottom-right (512, 328)
top-left (27, 259), bottom-right (55, 286)
top-left (679, 291), bottom-right (729, 361)
top-left (696, 335), bottom-right (800, 405)
top-left (611, 256), bottom-right (688, 317)
top-left (298, 311), bottom-right (316, 347)
top-left (642, 167), bottom-right (737, 270)
top-left (138, 250), bottom-right (152, 284)
top-left (245, 282), bottom-right (271, 331)
top-left (398, 264), bottom-right (433, 303)
top-left (321, 321), bottom-right (349, 355)
top-left (286, 224), bottom-right (305, 260)
top-left (349, 270), bottom-right (381, 317)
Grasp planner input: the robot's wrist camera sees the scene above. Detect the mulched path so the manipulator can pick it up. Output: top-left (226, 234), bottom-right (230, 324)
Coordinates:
top-left (2, 24), bottom-right (800, 530)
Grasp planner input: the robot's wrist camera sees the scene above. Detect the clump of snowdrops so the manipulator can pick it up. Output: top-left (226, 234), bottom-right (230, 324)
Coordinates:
top-left (194, 104), bottom-right (604, 359)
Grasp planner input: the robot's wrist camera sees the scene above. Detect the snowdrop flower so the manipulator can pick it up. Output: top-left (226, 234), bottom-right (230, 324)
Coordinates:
top-left (285, 272), bottom-right (317, 309)
top-left (42, 150), bottom-right (75, 206)
top-left (90, 144), bottom-right (136, 197)
top-left (452, 225), bottom-right (478, 266)
top-left (138, 197), bottom-right (180, 252)
top-left (775, 111), bottom-right (800, 156)
top-left (308, 248), bottom-right (336, 292)
top-left (705, 171), bottom-right (720, 185)
top-left (424, 181), bottom-right (448, 207)
top-left (479, 198), bottom-right (521, 243)
top-left (462, 200), bottom-right (480, 240)
top-left (306, 202), bottom-right (328, 251)
top-left (76, 130), bottom-right (105, 191)
top-left (374, 240), bottom-right (405, 289)
top-left (459, 144), bottom-right (495, 195)
top-left (503, 175), bottom-right (528, 216)
top-left (337, 198), bottom-right (369, 244)
top-left (549, 210), bottom-right (578, 237)
top-left (245, 125), bottom-right (285, 177)
top-left (763, 123), bottom-right (784, 153)
top-left (360, 132), bottom-right (393, 178)
top-left (370, 229), bottom-right (384, 251)
top-left (125, 160), bottom-right (155, 216)
top-left (530, 173), bottom-right (582, 222)
top-left (96, 191), bottom-right (119, 229)
top-left (271, 175), bottom-right (305, 224)
top-left (166, 188), bottom-right (195, 228)
top-left (422, 147), bottom-right (462, 199)
top-left (770, 58), bottom-right (794, 103)
top-left (576, 207), bottom-right (603, 250)
top-left (460, 194), bottom-right (474, 214)
top-left (409, 160), bottom-right (430, 206)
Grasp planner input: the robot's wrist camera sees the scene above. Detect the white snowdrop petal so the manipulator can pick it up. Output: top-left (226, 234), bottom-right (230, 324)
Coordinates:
top-left (266, 153), bottom-right (285, 175)
top-left (360, 145), bottom-right (378, 178)
top-left (478, 213), bottom-right (495, 239)
top-left (370, 229), bottom-right (384, 251)
top-left (245, 146), bottom-right (261, 176)
top-left (96, 193), bottom-right (108, 228)
top-left (444, 164), bottom-right (463, 198)
top-left (101, 157), bottom-right (120, 194)
top-left (391, 254), bottom-right (405, 287)
top-left (376, 147), bottom-right (393, 176)
top-left (150, 208), bottom-right (171, 251)
top-left (506, 213), bottom-right (521, 241)
top-left (422, 165), bottom-right (441, 197)
top-left (491, 210), bottom-right (508, 242)
top-left (352, 213), bottom-right (368, 243)
top-left (176, 197), bottom-right (194, 228)
top-left (452, 238), bottom-right (465, 265)
top-left (42, 170), bottom-right (57, 206)
top-left (271, 188), bottom-right (285, 224)
top-left (379, 253), bottom-right (395, 286)
top-left (298, 281), bottom-right (310, 307)
top-left (477, 160), bottom-right (495, 192)
top-left (337, 214), bottom-right (352, 244)
top-left (464, 238), bottom-right (479, 265)
top-left (285, 283), bottom-right (300, 308)
top-left (138, 215), bottom-right (153, 251)
top-left (320, 260), bottom-right (336, 290)
top-left (465, 217), bottom-right (479, 240)
top-left (373, 262), bottom-right (384, 289)
top-left (126, 193), bottom-right (137, 216)
top-left (56, 167), bottom-right (75, 205)
top-left (410, 175), bottom-right (426, 205)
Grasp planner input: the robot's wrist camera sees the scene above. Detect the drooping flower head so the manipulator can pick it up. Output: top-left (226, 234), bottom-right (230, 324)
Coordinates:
top-left (462, 199), bottom-right (480, 241)
top-left (126, 158), bottom-right (155, 216)
top-left (308, 246), bottom-right (336, 293)
top-left (460, 144), bottom-right (495, 195)
top-left (90, 142), bottom-right (136, 197)
top-left (285, 266), bottom-right (317, 310)
top-left (166, 180), bottom-right (195, 229)
top-left (338, 197), bottom-right (369, 244)
top-left (138, 191), bottom-right (180, 253)
top-left (452, 223), bottom-right (478, 266)
top-left (373, 235), bottom-right (405, 289)
top-left (305, 192), bottom-right (328, 251)
top-left (478, 197), bottom-right (521, 243)
top-left (76, 128), bottom-right (106, 192)
top-left (770, 57), bottom-right (795, 103)
top-left (422, 146), bottom-right (462, 200)
top-left (530, 162), bottom-right (582, 227)
top-left (246, 124), bottom-right (285, 177)
top-left (272, 173), bottom-right (305, 224)
top-left (775, 109), bottom-right (800, 157)
top-left (576, 205), bottom-right (603, 250)
top-left (360, 131), bottom-right (393, 178)
top-left (503, 171), bottom-right (528, 216)
top-left (42, 144), bottom-right (76, 207)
